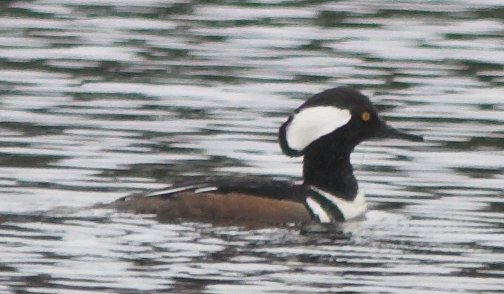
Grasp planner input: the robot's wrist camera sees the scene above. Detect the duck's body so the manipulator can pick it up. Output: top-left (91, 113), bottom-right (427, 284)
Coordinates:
top-left (114, 180), bottom-right (311, 226)
top-left (112, 87), bottom-right (422, 227)
top-left (114, 178), bottom-right (367, 227)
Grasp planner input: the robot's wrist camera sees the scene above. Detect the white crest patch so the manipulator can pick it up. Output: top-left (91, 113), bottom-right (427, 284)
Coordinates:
top-left (286, 106), bottom-right (351, 151)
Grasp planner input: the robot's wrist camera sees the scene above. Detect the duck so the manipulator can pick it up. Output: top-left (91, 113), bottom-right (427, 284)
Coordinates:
top-left (112, 86), bottom-right (423, 227)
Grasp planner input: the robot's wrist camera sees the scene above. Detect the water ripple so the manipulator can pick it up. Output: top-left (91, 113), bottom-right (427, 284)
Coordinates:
top-left (0, 0), bottom-right (503, 293)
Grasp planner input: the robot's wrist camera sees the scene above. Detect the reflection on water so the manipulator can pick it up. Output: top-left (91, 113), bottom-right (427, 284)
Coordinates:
top-left (0, 0), bottom-right (503, 293)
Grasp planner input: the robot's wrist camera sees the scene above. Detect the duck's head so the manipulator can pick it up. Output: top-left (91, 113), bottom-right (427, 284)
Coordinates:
top-left (279, 86), bottom-right (423, 157)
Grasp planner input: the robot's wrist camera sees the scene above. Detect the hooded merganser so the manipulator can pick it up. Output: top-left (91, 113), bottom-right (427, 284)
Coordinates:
top-left (112, 86), bottom-right (423, 226)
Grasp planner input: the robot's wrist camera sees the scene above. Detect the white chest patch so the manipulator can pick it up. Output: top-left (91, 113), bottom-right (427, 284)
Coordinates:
top-left (286, 106), bottom-right (351, 151)
top-left (308, 186), bottom-right (367, 222)
top-left (305, 196), bottom-right (332, 223)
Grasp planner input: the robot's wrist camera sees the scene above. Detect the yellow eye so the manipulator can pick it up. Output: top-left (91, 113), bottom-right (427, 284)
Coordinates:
top-left (361, 111), bottom-right (371, 122)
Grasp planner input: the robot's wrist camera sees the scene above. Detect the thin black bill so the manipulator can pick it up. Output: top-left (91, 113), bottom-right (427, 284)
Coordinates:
top-left (376, 124), bottom-right (424, 142)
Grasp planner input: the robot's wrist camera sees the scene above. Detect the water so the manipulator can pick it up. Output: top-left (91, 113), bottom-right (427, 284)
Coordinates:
top-left (0, 0), bottom-right (503, 293)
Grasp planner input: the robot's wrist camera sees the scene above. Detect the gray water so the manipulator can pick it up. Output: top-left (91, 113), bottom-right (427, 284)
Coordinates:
top-left (0, 0), bottom-right (503, 293)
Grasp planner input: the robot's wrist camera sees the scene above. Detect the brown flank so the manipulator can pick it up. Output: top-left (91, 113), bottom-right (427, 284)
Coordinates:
top-left (113, 192), bottom-right (311, 228)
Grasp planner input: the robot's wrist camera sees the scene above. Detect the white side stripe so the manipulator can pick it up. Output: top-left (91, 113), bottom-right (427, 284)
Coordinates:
top-left (144, 185), bottom-right (200, 197)
top-left (310, 186), bottom-right (367, 220)
top-left (194, 187), bottom-right (218, 193)
top-left (306, 197), bottom-right (332, 223)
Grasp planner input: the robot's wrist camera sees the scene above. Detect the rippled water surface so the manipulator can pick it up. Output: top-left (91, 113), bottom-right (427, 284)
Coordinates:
top-left (0, 0), bottom-right (503, 293)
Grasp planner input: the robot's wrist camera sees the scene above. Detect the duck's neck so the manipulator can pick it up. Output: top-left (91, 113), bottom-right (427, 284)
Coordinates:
top-left (302, 148), bottom-right (358, 201)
